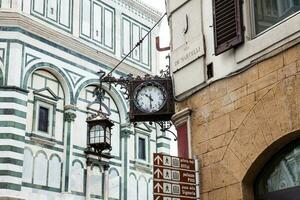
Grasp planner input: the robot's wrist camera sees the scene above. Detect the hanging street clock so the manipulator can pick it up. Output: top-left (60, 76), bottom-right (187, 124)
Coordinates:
top-left (128, 75), bottom-right (174, 122)
top-left (102, 72), bottom-right (175, 122)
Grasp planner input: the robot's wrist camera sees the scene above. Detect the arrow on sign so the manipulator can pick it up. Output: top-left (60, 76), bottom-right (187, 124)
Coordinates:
top-left (154, 168), bottom-right (163, 179)
top-left (154, 182), bottom-right (163, 193)
top-left (154, 155), bottom-right (163, 165)
top-left (155, 196), bottom-right (161, 200)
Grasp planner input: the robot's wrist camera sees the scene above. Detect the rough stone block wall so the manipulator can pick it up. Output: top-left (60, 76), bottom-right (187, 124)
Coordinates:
top-left (176, 43), bottom-right (300, 200)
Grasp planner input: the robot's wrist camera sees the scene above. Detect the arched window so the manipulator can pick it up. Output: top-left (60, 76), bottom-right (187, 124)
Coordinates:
top-left (22, 148), bottom-right (34, 183)
top-left (91, 165), bottom-right (102, 197)
top-left (138, 176), bottom-right (147, 200)
top-left (27, 69), bottom-right (65, 141)
top-left (128, 174), bottom-right (137, 200)
top-left (109, 168), bottom-right (120, 199)
top-left (48, 155), bottom-right (62, 188)
top-left (148, 178), bottom-right (153, 200)
top-left (70, 160), bottom-right (84, 193)
top-left (255, 140), bottom-right (300, 199)
top-left (33, 151), bottom-right (48, 186)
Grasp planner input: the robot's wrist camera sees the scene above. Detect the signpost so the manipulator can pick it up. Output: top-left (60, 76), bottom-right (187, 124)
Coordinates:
top-left (153, 153), bottom-right (199, 200)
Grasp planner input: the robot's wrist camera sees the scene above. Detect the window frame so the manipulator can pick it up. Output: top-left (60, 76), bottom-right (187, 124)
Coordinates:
top-left (254, 139), bottom-right (300, 199)
top-left (138, 137), bottom-right (146, 160)
top-left (79, 0), bottom-right (115, 52)
top-left (121, 14), bottom-right (151, 70)
top-left (250, 0), bottom-right (300, 38)
top-left (33, 96), bottom-right (56, 138)
top-left (31, 0), bottom-right (73, 32)
top-left (37, 105), bottom-right (50, 133)
top-left (135, 133), bottom-right (149, 163)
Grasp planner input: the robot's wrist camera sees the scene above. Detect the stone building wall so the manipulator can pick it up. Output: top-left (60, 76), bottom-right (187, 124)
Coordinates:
top-left (176, 43), bottom-right (300, 200)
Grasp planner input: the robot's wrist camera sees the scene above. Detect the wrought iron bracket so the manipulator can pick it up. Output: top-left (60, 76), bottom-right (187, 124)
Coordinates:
top-left (101, 72), bottom-right (134, 99)
top-left (150, 121), bottom-right (177, 141)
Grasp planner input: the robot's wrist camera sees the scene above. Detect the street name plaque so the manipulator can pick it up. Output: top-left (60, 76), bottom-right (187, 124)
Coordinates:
top-left (153, 153), bottom-right (197, 200)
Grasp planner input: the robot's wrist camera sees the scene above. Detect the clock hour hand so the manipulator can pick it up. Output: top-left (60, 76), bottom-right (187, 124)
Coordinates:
top-left (149, 94), bottom-right (153, 109)
top-left (144, 94), bottom-right (153, 109)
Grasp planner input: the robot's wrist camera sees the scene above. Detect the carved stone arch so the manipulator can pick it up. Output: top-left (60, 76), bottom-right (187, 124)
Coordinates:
top-left (22, 147), bottom-right (34, 182)
top-left (23, 62), bottom-right (73, 104)
top-left (138, 175), bottom-right (147, 182)
top-left (24, 147), bottom-right (34, 156)
top-left (74, 79), bottom-right (128, 124)
top-left (109, 167), bottom-right (120, 176)
top-left (109, 167), bottom-right (121, 199)
top-left (49, 153), bottom-right (62, 162)
top-left (72, 159), bottom-right (85, 169)
top-left (217, 73), bottom-right (300, 200)
top-left (35, 150), bottom-right (48, 159)
top-left (138, 175), bottom-right (148, 200)
top-left (91, 162), bottom-right (102, 173)
top-left (33, 150), bottom-right (48, 186)
top-left (129, 172), bottom-right (137, 180)
top-left (128, 172), bottom-right (138, 200)
top-left (71, 159), bottom-right (85, 193)
top-left (48, 153), bottom-right (62, 188)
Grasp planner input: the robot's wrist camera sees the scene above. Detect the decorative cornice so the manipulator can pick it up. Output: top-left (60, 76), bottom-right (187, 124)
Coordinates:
top-left (0, 86), bottom-right (29, 94)
top-left (171, 108), bottom-right (192, 128)
top-left (64, 112), bottom-right (77, 122)
top-left (113, 0), bottom-right (162, 23)
top-left (120, 128), bottom-right (133, 138)
top-left (0, 12), bottom-right (150, 76)
top-left (29, 132), bottom-right (56, 146)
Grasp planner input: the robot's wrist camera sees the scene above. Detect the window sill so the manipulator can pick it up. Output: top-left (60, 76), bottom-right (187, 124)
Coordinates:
top-left (236, 12), bottom-right (300, 66)
top-left (29, 132), bottom-right (56, 146)
top-left (133, 160), bottom-right (152, 170)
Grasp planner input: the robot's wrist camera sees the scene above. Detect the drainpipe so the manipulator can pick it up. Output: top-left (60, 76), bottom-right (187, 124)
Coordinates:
top-left (156, 36), bottom-right (170, 51)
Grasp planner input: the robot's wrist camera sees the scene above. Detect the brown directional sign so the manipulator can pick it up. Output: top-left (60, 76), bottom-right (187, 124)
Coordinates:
top-left (153, 153), bottom-right (197, 200)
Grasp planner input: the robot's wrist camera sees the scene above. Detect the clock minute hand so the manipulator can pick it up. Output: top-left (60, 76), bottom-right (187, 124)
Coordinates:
top-left (149, 94), bottom-right (153, 109)
top-left (149, 94), bottom-right (153, 102)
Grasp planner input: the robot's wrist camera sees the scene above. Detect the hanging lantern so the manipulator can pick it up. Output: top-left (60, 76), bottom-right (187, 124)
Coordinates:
top-left (86, 112), bottom-right (114, 154)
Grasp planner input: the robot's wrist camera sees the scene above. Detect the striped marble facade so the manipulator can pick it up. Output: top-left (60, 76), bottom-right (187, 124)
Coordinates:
top-left (0, 0), bottom-right (171, 199)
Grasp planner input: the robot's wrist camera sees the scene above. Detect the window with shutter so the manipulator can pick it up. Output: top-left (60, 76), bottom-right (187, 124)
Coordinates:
top-left (213, 0), bottom-right (244, 55)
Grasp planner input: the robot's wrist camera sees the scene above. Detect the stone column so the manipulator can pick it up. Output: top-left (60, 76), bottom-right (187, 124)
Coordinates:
top-left (120, 127), bottom-right (132, 200)
top-left (85, 160), bottom-right (92, 200)
top-left (103, 164), bottom-right (110, 200)
top-left (62, 107), bottom-right (77, 193)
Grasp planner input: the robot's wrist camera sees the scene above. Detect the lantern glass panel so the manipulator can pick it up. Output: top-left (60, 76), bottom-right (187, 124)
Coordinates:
top-left (90, 125), bottom-right (104, 144)
top-left (106, 127), bottom-right (111, 144)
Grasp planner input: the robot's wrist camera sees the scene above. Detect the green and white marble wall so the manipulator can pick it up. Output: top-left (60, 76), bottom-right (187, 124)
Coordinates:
top-left (0, 86), bottom-right (28, 199)
top-left (0, 0), bottom-right (167, 199)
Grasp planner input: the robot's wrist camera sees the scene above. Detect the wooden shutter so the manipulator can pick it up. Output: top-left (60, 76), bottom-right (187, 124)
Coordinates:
top-left (213, 0), bottom-right (244, 55)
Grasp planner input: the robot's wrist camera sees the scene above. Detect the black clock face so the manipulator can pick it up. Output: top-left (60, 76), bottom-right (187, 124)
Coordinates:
top-left (133, 82), bottom-right (167, 113)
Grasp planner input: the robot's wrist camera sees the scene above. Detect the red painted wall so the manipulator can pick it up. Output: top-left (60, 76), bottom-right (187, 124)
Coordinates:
top-left (177, 123), bottom-right (189, 158)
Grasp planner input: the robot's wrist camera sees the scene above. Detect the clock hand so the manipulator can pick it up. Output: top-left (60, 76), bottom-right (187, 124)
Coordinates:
top-left (150, 98), bottom-right (152, 109)
top-left (149, 94), bottom-right (153, 102)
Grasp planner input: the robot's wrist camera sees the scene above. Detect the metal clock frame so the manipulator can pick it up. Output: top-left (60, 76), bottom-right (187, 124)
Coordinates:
top-left (133, 80), bottom-right (167, 113)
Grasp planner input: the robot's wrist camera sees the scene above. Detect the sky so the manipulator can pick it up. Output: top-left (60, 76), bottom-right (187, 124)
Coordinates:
top-left (141, 0), bottom-right (170, 70)
top-left (141, 0), bottom-right (178, 156)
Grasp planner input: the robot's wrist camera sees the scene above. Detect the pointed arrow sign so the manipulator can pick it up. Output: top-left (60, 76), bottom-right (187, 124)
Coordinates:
top-left (154, 155), bottom-right (163, 165)
top-left (154, 182), bottom-right (163, 193)
top-left (154, 168), bottom-right (163, 179)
